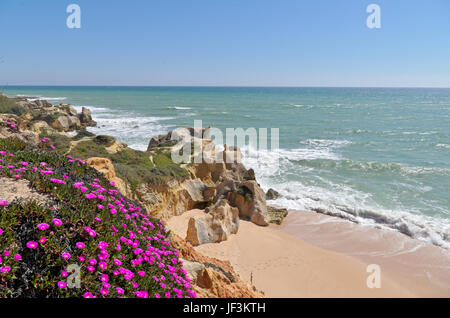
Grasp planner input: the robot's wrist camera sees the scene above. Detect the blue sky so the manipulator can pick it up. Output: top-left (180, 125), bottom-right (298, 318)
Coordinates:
top-left (0, 0), bottom-right (449, 87)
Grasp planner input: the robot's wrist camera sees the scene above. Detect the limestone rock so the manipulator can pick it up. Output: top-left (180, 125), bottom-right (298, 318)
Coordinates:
top-left (267, 206), bottom-right (288, 225)
top-left (228, 180), bottom-right (269, 226)
top-left (78, 107), bottom-right (97, 127)
top-left (181, 259), bottom-right (205, 283)
top-left (266, 188), bottom-right (280, 200)
top-left (86, 157), bottom-right (126, 193)
top-left (33, 99), bottom-right (52, 108)
top-left (50, 115), bottom-right (70, 131)
top-left (29, 120), bottom-right (55, 135)
top-left (186, 199), bottom-right (239, 246)
top-left (58, 104), bottom-right (77, 116)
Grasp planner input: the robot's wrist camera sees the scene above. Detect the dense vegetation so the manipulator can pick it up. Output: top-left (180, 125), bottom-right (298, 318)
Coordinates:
top-left (0, 95), bottom-right (26, 116)
top-left (0, 126), bottom-right (196, 298)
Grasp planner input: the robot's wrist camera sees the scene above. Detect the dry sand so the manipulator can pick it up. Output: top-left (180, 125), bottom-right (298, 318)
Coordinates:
top-left (165, 209), bottom-right (446, 298)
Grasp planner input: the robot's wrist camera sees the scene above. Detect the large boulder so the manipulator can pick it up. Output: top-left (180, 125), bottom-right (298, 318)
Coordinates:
top-left (29, 120), bottom-right (56, 135)
top-left (58, 104), bottom-right (77, 116)
top-left (33, 99), bottom-right (53, 108)
top-left (50, 115), bottom-right (81, 131)
top-left (50, 115), bottom-right (70, 131)
top-left (266, 188), bottom-right (280, 200)
top-left (228, 180), bottom-right (269, 226)
top-left (78, 107), bottom-right (96, 127)
top-left (181, 179), bottom-right (207, 204)
top-left (186, 199), bottom-right (239, 246)
top-left (0, 114), bottom-right (39, 146)
top-left (267, 206), bottom-right (288, 225)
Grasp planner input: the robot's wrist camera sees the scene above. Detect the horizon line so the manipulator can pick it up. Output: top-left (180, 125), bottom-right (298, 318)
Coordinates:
top-left (1, 84), bottom-right (450, 89)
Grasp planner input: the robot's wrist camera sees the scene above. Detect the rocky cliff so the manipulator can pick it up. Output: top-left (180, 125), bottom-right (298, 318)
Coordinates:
top-left (0, 93), bottom-right (275, 298)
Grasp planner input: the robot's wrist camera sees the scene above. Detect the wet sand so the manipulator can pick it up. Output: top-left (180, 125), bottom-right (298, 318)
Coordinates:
top-left (280, 210), bottom-right (450, 297)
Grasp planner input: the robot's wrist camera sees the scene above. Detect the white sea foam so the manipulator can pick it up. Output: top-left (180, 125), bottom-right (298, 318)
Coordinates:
top-left (74, 105), bottom-right (175, 151)
top-left (24, 96), bottom-right (67, 102)
top-left (167, 106), bottom-right (192, 110)
top-left (240, 144), bottom-right (450, 249)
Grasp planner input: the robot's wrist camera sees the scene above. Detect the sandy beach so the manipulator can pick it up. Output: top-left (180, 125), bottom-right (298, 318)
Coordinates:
top-left (166, 209), bottom-right (450, 298)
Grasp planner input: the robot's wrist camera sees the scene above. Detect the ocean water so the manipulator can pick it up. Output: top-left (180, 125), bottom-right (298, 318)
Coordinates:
top-left (2, 86), bottom-right (450, 249)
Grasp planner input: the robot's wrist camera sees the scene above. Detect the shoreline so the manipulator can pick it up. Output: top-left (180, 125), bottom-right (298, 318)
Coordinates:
top-left (167, 209), bottom-right (450, 297)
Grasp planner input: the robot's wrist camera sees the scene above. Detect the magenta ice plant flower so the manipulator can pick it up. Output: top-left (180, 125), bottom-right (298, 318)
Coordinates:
top-left (52, 218), bottom-right (62, 226)
top-left (61, 253), bottom-right (71, 260)
top-left (27, 241), bottom-right (38, 249)
top-left (37, 223), bottom-right (49, 230)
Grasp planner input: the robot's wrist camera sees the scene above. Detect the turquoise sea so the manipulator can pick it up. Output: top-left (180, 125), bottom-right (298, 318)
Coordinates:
top-left (2, 86), bottom-right (450, 248)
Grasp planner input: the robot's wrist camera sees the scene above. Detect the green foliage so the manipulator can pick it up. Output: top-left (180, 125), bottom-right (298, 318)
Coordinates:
top-left (69, 140), bottom-right (109, 159)
top-left (72, 129), bottom-right (95, 141)
top-left (0, 136), bottom-right (194, 298)
top-left (0, 94), bottom-right (26, 115)
top-left (69, 141), bottom-right (189, 187)
top-left (39, 132), bottom-right (72, 155)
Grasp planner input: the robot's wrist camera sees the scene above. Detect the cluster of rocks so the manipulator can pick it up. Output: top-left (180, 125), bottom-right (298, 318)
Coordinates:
top-left (141, 127), bottom-right (288, 246)
top-left (16, 98), bottom-right (96, 133)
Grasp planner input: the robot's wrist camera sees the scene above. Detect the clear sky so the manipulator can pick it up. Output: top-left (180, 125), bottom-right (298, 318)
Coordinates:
top-left (0, 0), bottom-right (449, 87)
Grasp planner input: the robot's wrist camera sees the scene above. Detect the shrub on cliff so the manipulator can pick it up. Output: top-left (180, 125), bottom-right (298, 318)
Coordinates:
top-left (0, 94), bottom-right (26, 116)
top-left (0, 134), bottom-right (195, 298)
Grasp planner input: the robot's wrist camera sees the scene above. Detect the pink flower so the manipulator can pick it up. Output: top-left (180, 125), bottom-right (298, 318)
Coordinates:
top-left (83, 292), bottom-right (94, 298)
top-left (0, 266), bottom-right (11, 273)
top-left (27, 241), bottom-right (38, 249)
top-left (74, 182), bottom-right (84, 188)
top-left (52, 218), bottom-right (62, 226)
top-left (57, 281), bottom-right (67, 288)
top-left (76, 242), bottom-right (85, 249)
top-left (0, 200), bottom-right (8, 205)
top-left (100, 274), bottom-right (109, 282)
top-left (14, 254), bottom-right (22, 261)
top-left (85, 193), bottom-right (97, 199)
top-left (87, 266), bottom-right (95, 272)
top-left (50, 178), bottom-right (65, 184)
top-left (37, 223), bottom-right (49, 230)
top-left (89, 259), bottom-right (97, 266)
top-left (100, 288), bottom-right (109, 295)
top-left (116, 287), bottom-right (124, 295)
top-left (61, 270), bottom-right (68, 278)
top-left (61, 253), bottom-right (71, 260)
top-left (40, 237), bottom-right (47, 244)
